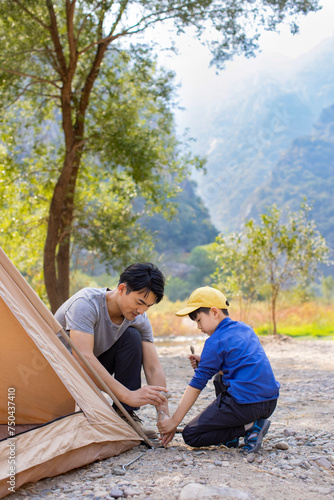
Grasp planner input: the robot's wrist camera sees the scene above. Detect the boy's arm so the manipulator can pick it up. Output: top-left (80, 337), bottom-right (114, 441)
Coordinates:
top-left (158, 385), bottom-right (201, 446)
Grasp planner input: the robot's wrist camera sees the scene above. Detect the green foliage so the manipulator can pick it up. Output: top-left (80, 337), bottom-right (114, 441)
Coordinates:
top-left (0, 0), bottom-right (321, 308)
top-left (164, 276), bottom-right (193, 302)
top-left (164, 244), bottom-right (217, 301)
top-left (322, 275), bottom-right (334, 304)
top-left (213, 203), bottom-right (331, 333)
top-left (0, 46), bottom-right (199, 294)
top-left (187, 245), bottom-right (217, 287)
top-left (141, 180), bottom-right (217, 253)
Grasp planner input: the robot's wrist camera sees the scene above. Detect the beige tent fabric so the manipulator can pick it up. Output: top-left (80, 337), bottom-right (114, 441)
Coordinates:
top-left (0, 296), bottom-right (75, 423)
top-left (0, 412), bottom-right (140, 497)
top-left (0, 249), bottom-right (141, 499)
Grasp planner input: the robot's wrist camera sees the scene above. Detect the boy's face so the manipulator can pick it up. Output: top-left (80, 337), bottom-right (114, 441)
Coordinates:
top-left (193, 309), bottom-right (220, 335)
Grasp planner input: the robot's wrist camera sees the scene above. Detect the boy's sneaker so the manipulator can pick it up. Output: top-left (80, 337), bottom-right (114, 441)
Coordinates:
top-left (224, 437), bottom-right (239, 448)
top-left (243, 419), bottom-right (270, 453)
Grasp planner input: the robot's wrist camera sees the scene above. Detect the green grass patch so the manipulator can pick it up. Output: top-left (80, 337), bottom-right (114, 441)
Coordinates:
top-left (255, 323), bottom-right (334, 339)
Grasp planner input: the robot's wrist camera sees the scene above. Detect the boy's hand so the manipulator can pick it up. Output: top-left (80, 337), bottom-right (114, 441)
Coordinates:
top-left (157, 416), bottom-right (177, 447)
top-left (188, 354), bottom-right (200, 369)
top-left (160, 431), bottom-right (176, 447)
top-left (157, 416), bottom-right (177, 435)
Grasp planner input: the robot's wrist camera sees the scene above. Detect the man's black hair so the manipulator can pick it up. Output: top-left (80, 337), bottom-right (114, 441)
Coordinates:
top-left (118, 263), bottom-right (165, 303)
top-left (189, 305), bottom-right (229, 321)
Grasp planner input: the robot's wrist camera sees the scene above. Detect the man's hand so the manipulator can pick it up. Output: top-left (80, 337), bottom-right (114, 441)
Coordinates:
top-left (188, 354), bottom-right (200, 370)
top-left (142, 341), bottom-right (170, 415)
top-left (126, 385), bottom-right (168, 408)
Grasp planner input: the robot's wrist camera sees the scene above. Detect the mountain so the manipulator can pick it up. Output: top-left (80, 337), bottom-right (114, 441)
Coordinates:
top-left (187, 35), bottom-right (334, 234)
top-left (248, 104), bottom-right (334, 251)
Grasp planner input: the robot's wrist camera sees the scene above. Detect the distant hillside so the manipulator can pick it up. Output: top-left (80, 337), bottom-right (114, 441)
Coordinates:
top-left (141, 179), bottom-right (218, 254)
top-left (189, 36), bottom-right (334, 234)
top-left (248, 104), bottom-right (334, 251)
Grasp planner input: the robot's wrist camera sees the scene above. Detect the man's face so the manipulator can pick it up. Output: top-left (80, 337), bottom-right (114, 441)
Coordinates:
top-left (118, 284), bottom-right (157, 320)
top-left (193, 309), bottom-right (218, 335)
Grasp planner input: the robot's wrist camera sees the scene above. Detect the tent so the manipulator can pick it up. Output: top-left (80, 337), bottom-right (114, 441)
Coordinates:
top-left (0, 248), bottom-right (146, 498)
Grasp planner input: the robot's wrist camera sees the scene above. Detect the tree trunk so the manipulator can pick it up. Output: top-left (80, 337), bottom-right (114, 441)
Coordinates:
top-left (271, 286), bottom-right (279, 336)
top-left (42, 5), bottom-right (108, 312)
top-left (43, 146), bottom-right (81, 313)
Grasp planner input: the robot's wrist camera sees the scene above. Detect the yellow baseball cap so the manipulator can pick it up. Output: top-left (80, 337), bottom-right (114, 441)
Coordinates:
top-left (175, 286), bottom-right (229, 316)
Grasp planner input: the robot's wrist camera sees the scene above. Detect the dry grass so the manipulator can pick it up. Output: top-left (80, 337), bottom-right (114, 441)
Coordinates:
top-left (148, 298), bottom-right (334, 339)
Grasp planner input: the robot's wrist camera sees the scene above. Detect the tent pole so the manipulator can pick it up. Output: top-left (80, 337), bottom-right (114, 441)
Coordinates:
top-left (58, 329), bottom-right (157, 448)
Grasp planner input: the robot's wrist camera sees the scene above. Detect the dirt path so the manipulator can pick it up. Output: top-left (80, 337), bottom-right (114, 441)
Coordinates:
top-left (9, 337), bottom-right (334, 500)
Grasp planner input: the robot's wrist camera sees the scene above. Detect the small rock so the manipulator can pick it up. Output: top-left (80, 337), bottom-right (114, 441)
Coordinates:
top-left (94, 491), bottom-right (109, 498)
top-left (290, 459), bottom-right (304, 467)
top-left (109, 487), bottom-right (124, 498)
top-left (283, 397), bottom-right (298, 404)
top-left (284, 428), bottom-right (296, 437)
top-left (315, 457), bottom-right (332, 468)
top-left (247, 454), bottom-right (255, 463)
top-left (275, 441), bottom-right (289, 450)
top-left (123, 487), bottom-right (141, 497)
top-left (214, 460), bottom-right (223, 466)
top-left (178, 482), bottom-right (251, 499)
top-left (310, 486), bottom-right (332, 495)
top-left (57, 482), bottom-right (70, 489)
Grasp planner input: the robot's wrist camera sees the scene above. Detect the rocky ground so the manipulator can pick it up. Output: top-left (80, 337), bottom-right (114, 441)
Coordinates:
top-left (8, 336), bottom-right (334, 499)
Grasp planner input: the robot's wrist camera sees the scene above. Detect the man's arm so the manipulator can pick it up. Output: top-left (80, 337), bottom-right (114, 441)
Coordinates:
top-left (70, 330), bottom-right (168, 407)
top-left (142, 341), bottom-right (169, 416)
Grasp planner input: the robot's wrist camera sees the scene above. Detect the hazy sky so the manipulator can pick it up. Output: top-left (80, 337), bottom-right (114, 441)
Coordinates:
top-left (154, 0), bottom-right (334, 134)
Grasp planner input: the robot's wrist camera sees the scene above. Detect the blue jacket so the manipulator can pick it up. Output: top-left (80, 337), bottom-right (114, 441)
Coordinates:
top-left (189, 317), bottom-right (280, 404)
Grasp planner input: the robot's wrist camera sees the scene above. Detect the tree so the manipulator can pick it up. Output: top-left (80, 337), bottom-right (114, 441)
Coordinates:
top-left (213, 231), bottom-right (264, 322)
top-left (213, 204), bottom-right (330, 332)
top-left (0, 0), bottom-right (320, 311)
top-left (244, 203), bottom-right (330, 335)
top-left (322, 275), bottom-right (334, 304)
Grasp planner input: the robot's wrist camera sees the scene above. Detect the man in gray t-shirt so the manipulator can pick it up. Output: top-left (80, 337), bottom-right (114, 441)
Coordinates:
top-left (55, 263), bottom-right (169, 422)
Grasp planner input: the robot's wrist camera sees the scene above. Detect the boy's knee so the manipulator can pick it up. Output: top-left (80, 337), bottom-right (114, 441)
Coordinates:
top-left (182, 424), bottom-right (199, 448)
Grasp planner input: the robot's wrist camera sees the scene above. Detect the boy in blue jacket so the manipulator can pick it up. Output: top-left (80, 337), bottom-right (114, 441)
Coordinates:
top-left (158, 286), bottom-right (280, 453)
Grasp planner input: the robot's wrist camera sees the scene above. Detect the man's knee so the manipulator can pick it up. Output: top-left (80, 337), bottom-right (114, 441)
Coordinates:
top-left (121, 327), bottom-right (142, 351)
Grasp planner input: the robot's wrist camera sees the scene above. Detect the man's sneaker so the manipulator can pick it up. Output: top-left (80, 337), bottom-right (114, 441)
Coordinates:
top-left (224, 437), bottom-right (239, 448)
top-left (114, 407), bottom-right (159, 440)
top-left (243, 419), bottom-right (270, 453)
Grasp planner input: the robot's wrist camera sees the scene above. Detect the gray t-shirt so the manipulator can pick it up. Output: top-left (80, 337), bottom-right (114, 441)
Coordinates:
top-left (55, 287), bottom-right (154, 357)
